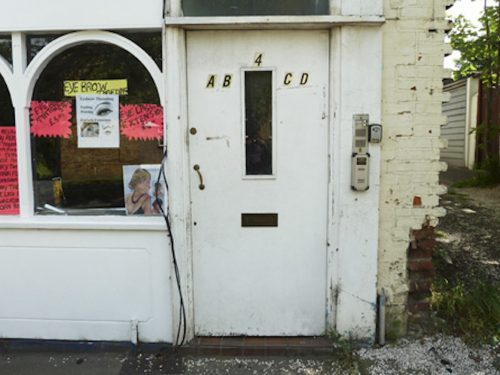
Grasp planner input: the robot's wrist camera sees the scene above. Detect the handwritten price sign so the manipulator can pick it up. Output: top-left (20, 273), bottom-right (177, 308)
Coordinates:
top-left (31, 101), bottom-right (72, 138)
top-left (120, 104), bottom-right (164, 141)
top-left (0, 127), bottom-right (19, 215)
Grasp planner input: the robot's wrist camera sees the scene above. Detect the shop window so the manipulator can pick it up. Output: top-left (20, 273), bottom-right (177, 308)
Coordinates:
top-left (182, 0), bottom-right (329, 16)
top-left (0, 75), bottom-right (19, 215)
top-left (31, 41), bottom-right (164, 216)
top-left (0, 35), bottom-right (12, 64)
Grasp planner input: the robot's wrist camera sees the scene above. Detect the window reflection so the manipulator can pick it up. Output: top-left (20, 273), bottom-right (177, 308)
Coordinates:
top-left (245, 71), bottom-right (272, 175)
top-left (0, 35), bottom-right (12, 64)
top-left (27, 34), bottom-right (60, 63)
top-left (182, 0), bottom-right (329, 16)
top-left (26, 33), bottom-right (162, 68)
top-left (0, 75), bottom-right (14, 125)
top-left (115, 32), bottom-right (162, 69)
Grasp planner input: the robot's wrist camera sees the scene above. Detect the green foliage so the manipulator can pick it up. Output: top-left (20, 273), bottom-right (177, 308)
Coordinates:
top-left (328, 332), bottom-right (361, 373)
top-left (35, 153), bottom-right (54, 179)
top-left (449, 3), bottom-right (500, 175)
top-left (453, 162), bottom-right (500, 188)
top-left (473, 120), bottom-right (500, 143)
top-left (432, 278), bottom-right (500, 344)
top-left (449, 3), bottom-right (500, 86)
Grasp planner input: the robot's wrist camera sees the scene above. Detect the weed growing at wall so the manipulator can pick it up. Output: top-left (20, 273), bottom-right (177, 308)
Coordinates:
top-left (432, 270), bottom-right (500, 344)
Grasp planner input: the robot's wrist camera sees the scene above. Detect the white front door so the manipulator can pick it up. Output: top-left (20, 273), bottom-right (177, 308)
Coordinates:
top-left (187, 30), bottom-right (329, 336)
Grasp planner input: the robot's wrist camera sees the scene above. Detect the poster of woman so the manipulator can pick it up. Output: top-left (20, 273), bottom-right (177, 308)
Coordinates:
top-left (122, 164), bottom-right (166, 216)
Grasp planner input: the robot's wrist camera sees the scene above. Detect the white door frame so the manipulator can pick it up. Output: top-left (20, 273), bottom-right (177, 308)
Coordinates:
top-left (165, 25), bottom-right (382, 342)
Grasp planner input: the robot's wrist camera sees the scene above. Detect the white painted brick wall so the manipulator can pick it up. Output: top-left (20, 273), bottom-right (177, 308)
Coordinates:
top-left (379, 0), bottom-right (453, 334)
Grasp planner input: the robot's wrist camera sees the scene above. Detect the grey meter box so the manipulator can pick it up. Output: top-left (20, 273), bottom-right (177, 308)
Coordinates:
top-left (351, 153), bottom-right (370, 191)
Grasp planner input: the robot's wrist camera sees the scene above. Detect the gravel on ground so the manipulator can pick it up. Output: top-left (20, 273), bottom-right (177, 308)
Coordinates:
top-left (357, 335), bottom-right (499, 375)
top-left (437, 186), bottom-right (500, 287)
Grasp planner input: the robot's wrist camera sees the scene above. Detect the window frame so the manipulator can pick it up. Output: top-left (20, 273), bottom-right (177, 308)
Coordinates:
top-left (164, 0), bottom-right (385, 26)
top-left (0, 30), bottom-right (167, 227)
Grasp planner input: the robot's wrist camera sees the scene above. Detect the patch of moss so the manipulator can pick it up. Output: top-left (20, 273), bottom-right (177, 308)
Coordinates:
top-left (386, 319), bottom-right (404, 341)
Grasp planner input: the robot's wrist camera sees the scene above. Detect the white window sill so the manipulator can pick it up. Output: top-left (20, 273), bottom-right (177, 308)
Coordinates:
top-left (0, 215), bottom-right (168, 231)
top-left (165, 15), bottom-right (385, 29)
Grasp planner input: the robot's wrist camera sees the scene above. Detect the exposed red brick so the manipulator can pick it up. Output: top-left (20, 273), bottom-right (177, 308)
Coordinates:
top-left (416, 238), bottom-right (436, 251)
top-left (413, 196), bottom-right (422, 207)
top-left (408, 259), bottom-right (435, 272)
top-left (408, 225), bottom-right (436, 320)
top-left (412, 227), bottom-right (435, 241)
top-left (408, 300), bottom-right (431, 313)
top-left (408, 247), bottom-right (433, 259)
top-left (409, 270), bottom-right (435, 281)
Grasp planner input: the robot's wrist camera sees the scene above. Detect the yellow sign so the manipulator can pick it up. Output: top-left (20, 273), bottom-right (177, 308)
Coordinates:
top-left (64, 80), bottom-right (128, 96)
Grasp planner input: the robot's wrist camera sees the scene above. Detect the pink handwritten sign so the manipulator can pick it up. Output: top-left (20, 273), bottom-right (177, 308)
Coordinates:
top-left (0, 127), bottom-right (19, 215)
top-left (31, 101), bottom-right (72, 138)
top-left (120, 104), bottom-right (164, 141)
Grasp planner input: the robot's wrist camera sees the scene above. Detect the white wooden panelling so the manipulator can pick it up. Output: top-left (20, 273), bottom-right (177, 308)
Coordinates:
top-left (331, 26), bottom-right (381, 339)
top-left (0, 0), bottom-right (163, 32)
top-left (0, 230), bottom-right (173, 342)
top-left (164, 25), bottom-right (195, 342)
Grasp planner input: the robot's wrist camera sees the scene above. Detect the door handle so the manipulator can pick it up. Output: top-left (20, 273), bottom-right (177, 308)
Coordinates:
top-left (193, 164), bottom-right (205, 190)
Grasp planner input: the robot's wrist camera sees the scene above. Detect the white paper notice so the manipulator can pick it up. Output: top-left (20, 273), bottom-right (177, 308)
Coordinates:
top-left (76, 94), bottom-right (119, 148)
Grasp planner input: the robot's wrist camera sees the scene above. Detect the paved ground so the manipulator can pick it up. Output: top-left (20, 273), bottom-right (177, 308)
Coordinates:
top-left (1, 338), bottom-right (498, 374)
top-left (437, 165), bottom-right (500, 285)
top-left (440, 165), bottom-right (500, 218)
top-left (440, 165), bottom-right (475, 186)
top-left (0, 344), bottom-right (347, 375)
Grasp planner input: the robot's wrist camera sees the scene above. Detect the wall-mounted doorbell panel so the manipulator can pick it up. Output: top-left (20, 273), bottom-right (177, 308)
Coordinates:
top-left (351, 114), bottom-right (381, 191)
top-left (353, 114), bottom-right (369, 154)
